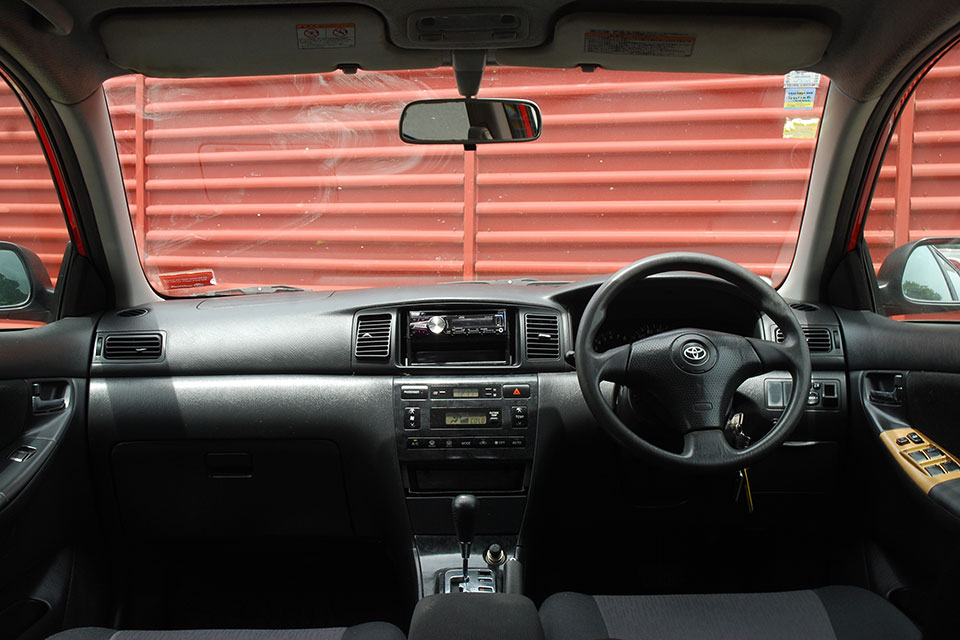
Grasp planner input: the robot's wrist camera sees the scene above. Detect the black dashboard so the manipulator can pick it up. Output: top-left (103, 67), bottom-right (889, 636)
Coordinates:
top-left (83, 274), bottom-right (847, 569)
top-left (89, 275), bottom-right (785, 377)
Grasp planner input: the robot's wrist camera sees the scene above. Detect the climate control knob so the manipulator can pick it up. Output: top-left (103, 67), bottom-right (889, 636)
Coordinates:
top-left (428, 315), bottom-right (447, 335)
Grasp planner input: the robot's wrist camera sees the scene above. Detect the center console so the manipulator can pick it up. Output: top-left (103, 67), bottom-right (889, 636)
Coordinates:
top-left (394, 376), bottom-right (538, 595)
top-left (379, 303), bottom-right (563, 597)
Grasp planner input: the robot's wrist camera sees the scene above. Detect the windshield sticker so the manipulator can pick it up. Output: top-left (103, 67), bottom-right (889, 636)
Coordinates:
top-left (784, 87), bottom-right (816, 109)
top-left (783, 71), bottom-right (821, 88)
top-left (584, 31), bottom-right (695, 57)
top-left (296, 23), bottom-right (356, 49)
top-left (783, 117), bottom-right (820, 139)
top-left (159, 270), bottom-right (217, 290)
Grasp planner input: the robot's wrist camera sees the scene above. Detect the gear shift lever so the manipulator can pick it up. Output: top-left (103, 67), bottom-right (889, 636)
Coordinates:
top-left (452, 494), bottom-right (477, 584)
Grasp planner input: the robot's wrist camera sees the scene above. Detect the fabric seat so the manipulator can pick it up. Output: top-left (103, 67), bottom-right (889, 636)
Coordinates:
top-left (539, 586), bottom-right (920, 640)
top-left (48, 624), bottom-right (405, 640)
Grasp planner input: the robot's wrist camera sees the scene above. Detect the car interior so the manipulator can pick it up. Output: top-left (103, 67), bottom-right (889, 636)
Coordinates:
top-left (2, 1), bottom-right (960, 639)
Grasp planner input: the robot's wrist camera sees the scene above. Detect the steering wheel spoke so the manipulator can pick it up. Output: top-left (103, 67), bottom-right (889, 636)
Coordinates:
top-left (746, 336), bottom-right (796, 372)
top-left (681, 428), bottom-right (738, 465)
top-left (594, 342), bottom-right (631, 384)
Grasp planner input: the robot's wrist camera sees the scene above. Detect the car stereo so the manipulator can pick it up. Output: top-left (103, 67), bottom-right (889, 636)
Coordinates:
top-left (405, 308), bottom-right (511, 365)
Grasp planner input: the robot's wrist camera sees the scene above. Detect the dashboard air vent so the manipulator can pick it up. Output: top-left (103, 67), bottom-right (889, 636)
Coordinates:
top-left (355, 314), bottom-right (392, 360)
top-left (116, 308), bottom-right (149, 317)
top-left (525, 313), bottom-right (561, 359)
top-left (775, 326), bottom-right (834, 352)
top-left (103, 333), bottom-right (163, 360)
top-left (789, 302), bottom-right (819, 312)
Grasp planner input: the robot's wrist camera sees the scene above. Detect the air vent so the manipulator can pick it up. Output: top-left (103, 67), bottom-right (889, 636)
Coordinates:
top-left (355, 314), bottom-right (392, 360)
top-left (103, 333), bottom-right (163, 360)
top-left (525, 313), bottom-right (561, 359)
top-left (789, 302), bottom-right (819, 312)
top-left (116, 308), bottom-right (149, 317)
top-left (775, 326), bottom-right (834, 353)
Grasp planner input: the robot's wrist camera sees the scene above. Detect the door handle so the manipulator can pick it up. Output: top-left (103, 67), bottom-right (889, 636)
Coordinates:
top-left (31, 397), bottom-right (65, 413)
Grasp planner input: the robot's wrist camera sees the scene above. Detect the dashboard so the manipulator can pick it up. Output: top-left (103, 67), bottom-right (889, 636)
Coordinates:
top-left (84, 273), bottom-right (847, 558)
top-left (88, 273), bottom-right (845, 378)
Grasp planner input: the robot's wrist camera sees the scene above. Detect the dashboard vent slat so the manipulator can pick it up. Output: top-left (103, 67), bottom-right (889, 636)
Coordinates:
top-left (355, 314), bottom-right (392, 360)
top-left (103, 333), bottom-right (163, 360)
top-left (525, 313), bottom-right (560, 359)
top-left (774, 326), bottom-right (834, 353)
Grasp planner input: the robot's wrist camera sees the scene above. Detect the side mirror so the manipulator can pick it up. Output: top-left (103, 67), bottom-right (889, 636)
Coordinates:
top-left (877, 237), bottom-right (960, 315)
top-left (0, 241), bottom-right (55, 324)
top-left (399, 98), bottom-right (541, 145)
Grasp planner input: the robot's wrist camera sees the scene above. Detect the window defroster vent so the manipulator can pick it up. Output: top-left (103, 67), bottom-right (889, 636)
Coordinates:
top-left (355, 314), bottom-right (393, 360)
top-left (525, 313), bottom-right (561, 359)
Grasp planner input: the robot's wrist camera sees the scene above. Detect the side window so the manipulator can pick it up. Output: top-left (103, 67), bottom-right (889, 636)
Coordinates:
top-left (865, 44), bottom-right (960, 319)
top-left (0, 74), bottom-right (70, 328)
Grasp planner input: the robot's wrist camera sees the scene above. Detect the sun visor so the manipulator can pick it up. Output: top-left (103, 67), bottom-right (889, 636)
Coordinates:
top-left (100, 6), bottom-right (444, 77)
top-left (497, 14), bottom-right (831, 74)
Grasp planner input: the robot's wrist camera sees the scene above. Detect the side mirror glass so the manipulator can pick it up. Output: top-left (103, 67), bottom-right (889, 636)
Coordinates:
top-left (877, 237), bottom-right (960, 315)
top-left (0, 241), bottom-right (55, 324)
top-left (399, 98), bottom-right (541, 145)
top-left (0, 249), bottom-right (31, 307)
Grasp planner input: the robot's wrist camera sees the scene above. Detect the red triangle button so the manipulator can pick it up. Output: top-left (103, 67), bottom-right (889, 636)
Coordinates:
top-left (502, 384), bottom-right (530, 398)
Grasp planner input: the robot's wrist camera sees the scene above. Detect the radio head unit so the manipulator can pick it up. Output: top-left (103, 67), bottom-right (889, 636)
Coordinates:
top-left (405, 308), bottom-right (512, 365)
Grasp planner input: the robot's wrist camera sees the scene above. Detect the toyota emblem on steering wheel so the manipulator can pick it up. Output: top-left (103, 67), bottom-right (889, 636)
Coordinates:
top-left (682, 343), bottom-right (708, 363)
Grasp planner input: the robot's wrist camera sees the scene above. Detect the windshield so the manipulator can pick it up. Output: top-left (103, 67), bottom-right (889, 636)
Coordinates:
top-left (102, 67), bottom-right (827, 295)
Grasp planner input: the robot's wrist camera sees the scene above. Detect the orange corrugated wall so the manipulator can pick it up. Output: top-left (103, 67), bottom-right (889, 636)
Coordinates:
top-left (0, 85), bottom-right (68, 284)
top-left (101, 68), bottom-right (824, 292)
top-left (865, 45), bottom-right (960, 269)
top-left (3, 61), bottom-right (959, 295)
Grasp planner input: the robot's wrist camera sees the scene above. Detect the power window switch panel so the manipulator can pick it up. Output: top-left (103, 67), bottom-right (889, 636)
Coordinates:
top-left (907, 432), bottom-right (924, 444)
top-left (927, 465), bottom-right (946, 477)
top-left (895, 437), bottom-right (910, 446)
top-left (908, 451), bottom-right (928, 463)
top-left (923, 447), bottom-right (944, 460)
top-left (942, 460), bottom-right (960, 474)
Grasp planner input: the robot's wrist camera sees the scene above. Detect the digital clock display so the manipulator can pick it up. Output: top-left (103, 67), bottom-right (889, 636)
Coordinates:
top-left (453, 388), bottom-right (480, 398)
top-left (444, 412), bottom-right (488, 426)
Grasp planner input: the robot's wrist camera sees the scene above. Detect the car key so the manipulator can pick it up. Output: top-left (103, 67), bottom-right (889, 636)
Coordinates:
top-left (736, 468), bottom-right (755, 514)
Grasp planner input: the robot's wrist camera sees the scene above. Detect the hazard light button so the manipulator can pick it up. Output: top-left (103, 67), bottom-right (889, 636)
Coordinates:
top-left (502, 384), bottom-right (530, 398)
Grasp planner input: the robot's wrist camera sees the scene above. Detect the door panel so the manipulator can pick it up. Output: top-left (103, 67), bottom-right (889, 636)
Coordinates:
top-left (838, 308), bottom-right (960, 640)
top-left (0, 320), bottom-right (100, 640)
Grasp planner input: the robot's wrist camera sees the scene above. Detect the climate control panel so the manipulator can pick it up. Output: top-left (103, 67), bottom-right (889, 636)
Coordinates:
top-left (394, 377), bottom-right (537, 461)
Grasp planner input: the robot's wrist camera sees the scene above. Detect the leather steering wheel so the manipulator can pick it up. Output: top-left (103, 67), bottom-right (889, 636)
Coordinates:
top-left (576, 253), bottom-right (811, 472)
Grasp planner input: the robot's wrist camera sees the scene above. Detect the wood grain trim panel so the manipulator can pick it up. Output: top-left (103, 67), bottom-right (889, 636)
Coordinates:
top-left (880, 428), bottom-right (960, 493)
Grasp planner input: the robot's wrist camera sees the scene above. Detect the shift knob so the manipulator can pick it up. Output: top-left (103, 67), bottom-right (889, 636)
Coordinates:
top-left (452, 494), bottom-right (477, 545)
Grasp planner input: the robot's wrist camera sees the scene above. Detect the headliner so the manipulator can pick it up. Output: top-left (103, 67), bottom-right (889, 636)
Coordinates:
top-left (2, 0), bottom-right (960, 104)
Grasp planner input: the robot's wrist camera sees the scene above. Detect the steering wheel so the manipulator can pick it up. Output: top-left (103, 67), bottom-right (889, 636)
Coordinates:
top-left (576, 253), bottom-right (811, 472)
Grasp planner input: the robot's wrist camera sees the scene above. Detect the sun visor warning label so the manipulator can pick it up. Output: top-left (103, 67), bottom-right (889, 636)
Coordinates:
top-left (584, 31), bottom-right (695, 57)
top-left (297, 24), bottom-right (356, 49)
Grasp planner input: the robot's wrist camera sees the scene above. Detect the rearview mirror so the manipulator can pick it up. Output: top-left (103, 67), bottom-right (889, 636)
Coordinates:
top-left (877, 237), bottom-right (960, 315)
top-left (399, 98), bottom-right (541, 145)
top-left (0, 241), bottom-right (55, 323)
